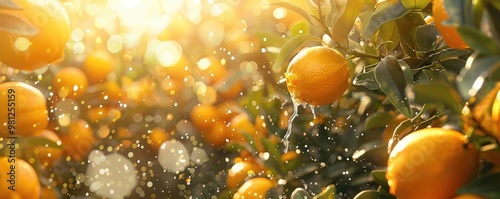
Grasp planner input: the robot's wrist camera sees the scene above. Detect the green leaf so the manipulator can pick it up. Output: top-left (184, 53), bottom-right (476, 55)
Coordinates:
top-left (415, 24), bottom-right (439, 52)
top-left (271, 34), bottom-right (321, 73)
top-left (290, 20), bottom-right (310, 37)
top-left (372, 170), bottom-right (390, 191)
top-left (291, 188), bottom-right (312, 199)
top-left (330, 0), bottom-right (364, 45)
top-left (354, 190), bottom-right (392, 199)
top-left (364, 112), bottom-right (392, 131)
top-left (374, 56), bottom-right (412, 117)
top-left (0, 0), bottom-right (21, 9)
top-left (410, 84), bottom-right (464, 114)
top-left (25, 137), bottom-right (64, 149)
top-left (313, 185), bottom-right (335, 199)
top-left (458, 26), bottom-right (500, 55)
top-left (457, 54), bottom-right (500, 99)
top-left (375, 20), bottom-right (400, 52)
top-left (352, 140), bottom-right (388, 166)
top-left (255, 31), bottom-right (286, 48)
top-left (396, 13), bottom-right (426, 55)
top-left (457, 172), bottom-right (500, 198)
top-left (366, 0), bottom-right (409, 38)
top-left (353, 71), bottom-right (379, 90)
top-left (0, 13), bottom-right (38, 36)
top-left (401, 0), bottom-right (431, 10)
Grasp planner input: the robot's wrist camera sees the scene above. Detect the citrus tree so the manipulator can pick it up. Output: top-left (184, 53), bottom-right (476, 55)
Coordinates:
top-left (0, 0), bottom-right (499, 198)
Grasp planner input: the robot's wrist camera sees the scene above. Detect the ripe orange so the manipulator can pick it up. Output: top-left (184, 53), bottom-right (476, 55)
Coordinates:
top-left (59, 119), bottom-right (96, 161)
top-left (197, 57), bottom-right (226, 85)
top-left (226, 159), bottom-right (264, 189)
top-left (52, 67), bottom-right (89, 99)
top-left (41, 186), bottom-right (60, 199)
top-left (0, 157), bottom-right (41, 199)
top-left (204, 121), bottom-right (229, 149)
top-left (33, 129), bottom-right (63, 167)
top-left (433, 0), bottom-right (469, 49)
top-left (491, 87), bottom-right (500, 141)
top-left (0, 0), bottom-right (69, 71)
top-left (387, 128), bottom-right (479, 199)
top-left (0, 82), bottom-right (48, 138)
top-left (191, 104), bottom-right (221, 130)
top-left (82, 50), bottom-right (114, 84)
top-left (454, 195), bottom-right (487, 199)
top-left (232, 177), bottom-right (274, 199)
top-left (285, 46), bottom-right (350, 106)
top-left (148, 127), bottom-right (170, 151)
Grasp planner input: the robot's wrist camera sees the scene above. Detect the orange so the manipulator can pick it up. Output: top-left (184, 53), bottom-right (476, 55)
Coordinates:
top-left (0, 82), bottom-right (48, 138)
top-left (85, 106), bottom-right (111, 124)
top-left (59, 119), bottom-right (96, 161)
top-left (0, 157), bottom-right (41, 199)
top-left (157, 54), bottom-right (192, 81)
top-left (33, 129), bottom-right (63, 167)
top-left (0, 0), bottom-right (69, 71)
top-left (232, 177), bottom-right (274, 199)
top-left (204, 121), bottom-right (229, 149)
top-left (491, 87), bottom-right (500, 141)
top-left (226, 159), bottom-right (264, 189)
top-left (52, 67), bottom-right (89, 99)
top-left (82, 50), bottom-right (114, 84)
top-left (387, 128), bottom-right (479, 199)
top-left (197, 57), bottom-right (226, 85)
top-left (191, 104), bottom-right (221, 130)
top-left (41, 186), bottom-right (60, 199)
top-left (433, 0), bottom-right (469, 49)
top-left (285, 46), bottom-right (350, 106)
top-left (148, 127), bottom-right (170, 151)
top-left (454, 195), bottom-right (487, 199)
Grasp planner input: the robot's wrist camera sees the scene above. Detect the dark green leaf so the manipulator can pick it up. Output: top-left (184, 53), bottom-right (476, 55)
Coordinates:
top-left (371, 170), bottom-right (390, 191)
top-left (25, 137), bottom-right (64, 149)
top-left (352, 140), bottom-right (388, 166)
top-left (401, 0), bottom-right (431, 10)
top-left (396, 13), bottom-right (426, 56)
top-left (353, 71), bottom-right (379, 90)
top-left (364, 112), bottom-right (392, 131)
top-left (457, 172), bottom-right (500, 198)
top-left (388, 118), bottom-right (414, 151)
top-left (415, 24), bottom-right (439, 52)
top-left (366, 0), bottom-right (409, 37)
top-left (0, 13), bottom-right (38, 36)
top-left (271, 34), bottom-right (321, 73)
top-left (375, 20), bottom-right (400, 52)
top-left (0, 0), bottom-right (21, 9)
top-left (458, 26), bottom-right (500, 55)
top-left (409, 84), bottom-right (464, 114)
top-left (457, 54), bottom-right (500, 99)
top-left (291, 188), bottom-right (312, 199)
top-left (313, 185), bottom-right (335, 199)
top-left (374, 56), bottom-right (412, 117)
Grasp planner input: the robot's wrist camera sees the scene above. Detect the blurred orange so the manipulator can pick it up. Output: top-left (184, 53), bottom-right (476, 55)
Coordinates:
top-left (52, 67), bottom-right (89, 99)
top-left (149, 127), bottom-right (170, 151)
top-left (60, 119), bottom-right (96, 161)
top-left (0, 82), bottom-right (48, 138)
top-left (232, 177), bottom-right (274, 199)
top-left (197, 57), bottom-right (226, 85)
top-left (226, 158), bottom-right (264, 189)
top-left (191, 104), bottom-right (221, 130)
top-left (0, 0), bottom-right (70, 71)
top-left (0, 157), bottom-right (41, 199)
top-left (82, 50), bottom-right (114, 84)
top-left (33, 129), bottom-right (63, 167)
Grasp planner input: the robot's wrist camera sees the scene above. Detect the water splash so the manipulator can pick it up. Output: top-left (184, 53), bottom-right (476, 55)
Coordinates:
top-left (283, 100), bottom-right (301, 153)
top-left (310, 105), bottom-right (316, 119)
